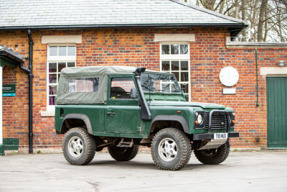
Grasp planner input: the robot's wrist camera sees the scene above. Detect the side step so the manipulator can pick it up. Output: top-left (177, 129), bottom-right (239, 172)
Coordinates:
top-left (117, 138), bottom-right (133, 148)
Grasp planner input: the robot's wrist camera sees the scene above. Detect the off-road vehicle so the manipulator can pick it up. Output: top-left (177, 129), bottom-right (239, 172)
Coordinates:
top-left (55, 66), bottom-right (239, 170)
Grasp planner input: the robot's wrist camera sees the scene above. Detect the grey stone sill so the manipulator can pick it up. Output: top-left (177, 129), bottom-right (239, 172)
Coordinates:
top-left (40, 110), bottom-right (55, 117)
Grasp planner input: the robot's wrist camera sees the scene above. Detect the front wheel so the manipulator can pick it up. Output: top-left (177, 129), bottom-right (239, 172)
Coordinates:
top-left (108, 145), bottom-right (139, 161)
top-left (63, 128), bottom-right (96, 165)
top-left (151, 128), bottom-right (191, 170)
top-left (194, 141), bottom-right (230, 165)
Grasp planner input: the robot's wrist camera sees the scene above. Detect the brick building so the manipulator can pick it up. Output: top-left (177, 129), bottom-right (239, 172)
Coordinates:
top-left (0, 0), bottom-right (286, 153)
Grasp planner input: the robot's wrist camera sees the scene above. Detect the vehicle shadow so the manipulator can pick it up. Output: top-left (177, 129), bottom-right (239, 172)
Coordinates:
top-left (87, 159), bottom-right (225, 171)
top-left (89, 160), bottom-right (157, 170)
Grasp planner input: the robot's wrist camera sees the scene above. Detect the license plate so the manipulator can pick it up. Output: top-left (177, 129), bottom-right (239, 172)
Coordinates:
top-left (214, 133), bottom-right (228, 139)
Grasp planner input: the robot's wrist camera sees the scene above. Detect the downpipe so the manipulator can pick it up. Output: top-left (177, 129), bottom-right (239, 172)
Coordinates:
top-left (255, 49), bottom-right (259, 107)
top-left (224, 33), bottom-right (260, 107)
top-left (18, 31), bottom-right (33, 153)
top-left (27, 30), bottom-right (34, 154)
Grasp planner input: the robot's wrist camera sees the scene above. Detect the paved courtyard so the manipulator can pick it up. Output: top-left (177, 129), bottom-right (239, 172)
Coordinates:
top-left (0, 150), bottom-right (286, 192)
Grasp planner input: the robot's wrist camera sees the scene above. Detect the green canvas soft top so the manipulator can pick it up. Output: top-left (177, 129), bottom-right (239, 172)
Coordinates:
top-left (60, 66), bottom-right (137, 77)
top-left (56, 66), bottom-right (170, 105)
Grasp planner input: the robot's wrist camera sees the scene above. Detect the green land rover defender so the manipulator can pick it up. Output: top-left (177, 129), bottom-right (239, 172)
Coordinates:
top-left (55, 66), bottom-right (239, 170)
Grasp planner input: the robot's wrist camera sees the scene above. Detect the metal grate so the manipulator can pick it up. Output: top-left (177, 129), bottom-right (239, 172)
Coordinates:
top-left (204, 112), bottom-right (228, 130)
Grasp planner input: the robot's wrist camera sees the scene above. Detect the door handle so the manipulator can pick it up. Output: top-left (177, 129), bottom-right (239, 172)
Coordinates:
top-left (107, 112), bottom-right (115, 116)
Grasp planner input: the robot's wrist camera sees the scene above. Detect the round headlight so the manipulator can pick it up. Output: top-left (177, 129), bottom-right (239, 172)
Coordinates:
top-left (197, 114), bottom-right (203, 124)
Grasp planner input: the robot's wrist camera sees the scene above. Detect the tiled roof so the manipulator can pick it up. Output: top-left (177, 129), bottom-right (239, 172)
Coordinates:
top-left (0, 0), bottom-right (245, 30)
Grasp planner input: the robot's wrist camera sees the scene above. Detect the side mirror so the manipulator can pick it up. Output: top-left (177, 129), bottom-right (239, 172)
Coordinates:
top-left (130, 88), bottom-right (138, 99)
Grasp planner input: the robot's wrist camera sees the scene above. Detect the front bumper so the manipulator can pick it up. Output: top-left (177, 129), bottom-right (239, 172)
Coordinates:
top-left (193, 132), bottom-right (239, 141)
top-left (193, 109), bottom-right (239, 141)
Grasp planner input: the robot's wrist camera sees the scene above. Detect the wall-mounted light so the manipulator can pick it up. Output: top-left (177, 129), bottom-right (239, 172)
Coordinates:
top-left (278, 60), bottom-right (285, 67)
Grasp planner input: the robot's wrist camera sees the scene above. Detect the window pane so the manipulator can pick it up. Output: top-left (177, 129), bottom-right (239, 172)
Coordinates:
top-left (49, 96), bottom-right (56, 105)
top-left (171, 44), bottom-right (179, 54)
top-left (162, 83), bottom-right (171, 92)
top-left (161, 45), bottom-right (170, 54)
top-left (49, 74), bottom-right (57, 83)
top-left (58, 62), bottom-right (66, 72)
top-left (181, 61), bottom-right (188, 70)
top-left (185, 94), bottom-right (189, 101)
top-left (49, 46), bottom-right (57, 56)
top-left (49, 63), bottom-right (57, 73)
top-left (49, 85), bottom-right (57, 95)
top-left (162, 61), bottom-right (170, 71)
top-left (181, 72), bottom-right (189, 82)
top-left (171, 61), bottom-right (179, 70)
top-left (69, 84), bottom-right (76, 92)
top-left (68, 46), bottom-right (76, 56)
top-left (111, 77), bottom-right (135, 99)
top-left (180, 44), bottom-right (188, 54)
top-left (171, 83), bottom-right (179, 93)
top-left (59, 46), bottom-right (66, 56)
top-left (69, 78), bottom-right (99, 93)
top-left (67, 62), bottom-right (75, 67)
top-left (141, 73), bottom-right (181, 93)
top-left (180, 84), bottom-right (189, 94)
top-left (173, 72), bottom-right (179, 81)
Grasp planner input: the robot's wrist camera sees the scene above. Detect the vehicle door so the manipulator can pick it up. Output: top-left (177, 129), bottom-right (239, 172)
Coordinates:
top-left (105, 75), bottom-right (141, 134)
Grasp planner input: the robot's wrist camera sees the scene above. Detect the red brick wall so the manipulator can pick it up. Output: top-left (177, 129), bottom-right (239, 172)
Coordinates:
top-left (3, 67), bottom-right (17, 141)
top-left (189, 28), bottom-right (287, 148)
top-left (0, 28), bottom-right (286, 150)
top-left (1, 31), bottom-right (30, 148)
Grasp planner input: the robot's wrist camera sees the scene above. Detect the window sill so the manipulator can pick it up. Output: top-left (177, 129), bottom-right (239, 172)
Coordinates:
top-left (40, 110), bottom-right (55, 117)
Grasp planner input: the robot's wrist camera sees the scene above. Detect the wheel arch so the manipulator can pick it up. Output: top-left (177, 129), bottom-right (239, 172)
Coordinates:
top-left (60, 114), bottom-right (93, 134)
top-left (150, 115), bottom-right (190, 135)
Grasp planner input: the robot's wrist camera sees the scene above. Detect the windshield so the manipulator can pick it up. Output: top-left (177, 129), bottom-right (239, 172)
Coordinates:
top-left (140, 73), bottom-right (181, 93)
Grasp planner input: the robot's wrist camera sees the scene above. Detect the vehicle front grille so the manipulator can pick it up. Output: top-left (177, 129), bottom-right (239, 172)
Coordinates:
top-left (204, 112), bottom-right (228, 130)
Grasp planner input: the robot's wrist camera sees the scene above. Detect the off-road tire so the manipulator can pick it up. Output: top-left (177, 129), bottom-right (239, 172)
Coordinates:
top-left (108, 145), bottom-right (139, 161)
top-left (63, 127), bottom-right (96, 165)
top-left (151, 128), bottom-right (191, 171)
top-left (194, 141), bottom-right (230, 165)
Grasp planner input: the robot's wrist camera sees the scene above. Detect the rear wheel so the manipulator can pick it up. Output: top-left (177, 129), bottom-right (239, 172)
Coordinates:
top-left (108, 145), bottom-right (139, 161)
top-left (151, 128), bottom-right (191, 170)
top-left (63, 127), bottom-right (96, 165)
top-left (194, 141), bottom-right (230, 165)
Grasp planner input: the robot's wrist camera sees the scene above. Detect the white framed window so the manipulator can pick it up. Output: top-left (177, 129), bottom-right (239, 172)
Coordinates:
top-left (160, 42), bottom-right (190, 101)
top-left (47, 45), bottom-right (76, 110)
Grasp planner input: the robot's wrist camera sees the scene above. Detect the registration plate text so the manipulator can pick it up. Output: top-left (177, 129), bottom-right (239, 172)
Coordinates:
top-left (214, 133), bottom-right (228, 139)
